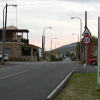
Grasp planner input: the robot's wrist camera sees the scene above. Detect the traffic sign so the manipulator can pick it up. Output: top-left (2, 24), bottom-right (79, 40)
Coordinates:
top-left (82, 35), bottom-right (91, 45)
top-left (24, 46), bottom-right (29, 50)
top-left (82, 27), bottom-right (91, 36)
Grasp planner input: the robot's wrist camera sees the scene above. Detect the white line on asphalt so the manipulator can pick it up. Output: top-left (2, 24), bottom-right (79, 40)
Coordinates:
top-left (72, 63), bottom-right (78, 72)
top-left (51, 62), bottom-right (56, 64)
top-left (0, 67), bottom-right (12, 70)
top-left (34, 67), bottom-right (38, 69)
top-left (0, 70), bottom-right (30, 80)
top-left (47, 72), bottom-right (72, 99)
top-left (95, 66), bottom-right (98, 68)
top-left (46, 64), bottom-right (49, 66)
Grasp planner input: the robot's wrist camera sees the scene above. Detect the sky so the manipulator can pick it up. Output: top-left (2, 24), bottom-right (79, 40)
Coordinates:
top-left (0, 0), bottom-right (99, 51)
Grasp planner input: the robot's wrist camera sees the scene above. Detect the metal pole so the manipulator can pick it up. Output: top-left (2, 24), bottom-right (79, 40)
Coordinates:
top-left (2, 4), bottom-right (7, 64)
top-left (4, 3), bottom-right (7, 49)
top-left (79, 18), bottom-right (82, 62)
top-left (97, 17), bottom-right (100, 89)
top-left (42, 27), bottom-right (52, 60)
top-left (85, 11), bottom-right (88, 73)
top-left (51, 39), bottom-right (52, 51)
top-left (78, 34), bottom-right (79, 42)
top-left (43, 28), bottom-right (45, 60)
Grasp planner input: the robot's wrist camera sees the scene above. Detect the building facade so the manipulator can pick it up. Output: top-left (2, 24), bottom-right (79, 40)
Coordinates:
top-left (0, 25), bottom-right (43, 61)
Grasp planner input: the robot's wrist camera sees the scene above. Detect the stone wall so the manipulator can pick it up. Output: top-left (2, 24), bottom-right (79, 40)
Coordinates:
top-left (0, 42), bottom-right (21, 57)
top-left (0, 42), bottom-right (38, 61)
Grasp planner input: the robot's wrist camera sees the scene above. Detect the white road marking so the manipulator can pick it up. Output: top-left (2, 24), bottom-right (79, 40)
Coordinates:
top-left (34, 67), bottom-right (38, 69)
top-left (47, 72), bottom-right (72, 98)
top-left (0, 67), bottom-right (11, 70)
top-left (46, 64), bottom-right (49, 66)
top-left (47, 63), bottom-right (78, 98)
top-left (0, 65), bottom-right (21, 70)
top-left (51, 62), bottom-right (56, 64)
top-left (95, 66), bottom-right (98, 68)
top-left (0, 70), bottom-right (30, 80)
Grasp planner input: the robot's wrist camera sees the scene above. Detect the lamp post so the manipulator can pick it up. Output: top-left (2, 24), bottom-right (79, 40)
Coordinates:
top-left (72, 33), bottom-right (79, 42)
top-left (42, 27), bottom-right (52, 60)
top-left (50, 38), bottom-right (57, 51)
top-left (72, 33), bottom-right (79, 59)
top-left (55, 44), bottom-right (60, 53)
top-left (71, 17), bottom-right (82, 62)
top-left (2, 4), bottom-right (17, 64)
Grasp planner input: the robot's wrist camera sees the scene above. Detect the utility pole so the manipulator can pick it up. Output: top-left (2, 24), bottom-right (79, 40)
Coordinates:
top-left (85, 11), bottom-right (88, 73)
top-left (97, 17), bottom-right (100, 89)
top-left (2, 4), bottom-right (7, 64)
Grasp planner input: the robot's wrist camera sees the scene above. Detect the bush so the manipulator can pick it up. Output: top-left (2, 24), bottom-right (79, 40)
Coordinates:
top-left (71, 57), bottom-right (77, 61)
top-left (92, 55), bottom-right (97, 58)
top-left (51, 55), bottom-right (63, 61)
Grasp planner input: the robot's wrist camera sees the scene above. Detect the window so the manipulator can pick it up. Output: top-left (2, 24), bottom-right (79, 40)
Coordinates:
top-left (5, 48), bottom-right (11, 55)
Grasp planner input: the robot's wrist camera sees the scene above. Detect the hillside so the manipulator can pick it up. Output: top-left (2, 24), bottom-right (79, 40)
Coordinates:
top-left (52, 42), bottom-right (77, 53)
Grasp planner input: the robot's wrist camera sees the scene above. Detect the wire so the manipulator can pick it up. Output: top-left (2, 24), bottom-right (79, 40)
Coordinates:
top-left (17, 1), bottom-right (61, 7)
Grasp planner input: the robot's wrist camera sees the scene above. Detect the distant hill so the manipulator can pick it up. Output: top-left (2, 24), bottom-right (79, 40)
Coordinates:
top-left (49, 42), bottom-right (77, 53)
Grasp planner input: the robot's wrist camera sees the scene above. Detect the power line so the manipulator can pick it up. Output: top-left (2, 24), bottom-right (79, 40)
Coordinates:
top-left (17, 1), bottom-right (61, 7)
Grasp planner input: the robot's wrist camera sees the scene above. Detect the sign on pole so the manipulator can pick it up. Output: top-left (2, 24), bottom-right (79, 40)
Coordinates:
top-left (24, 46), bottom-right (29, 50)
top-left (82, 27), bottom-right (91, 36)
top-left (82, 35), bottom-right (91, 45)
top-left (97, 17), bottom-right (100, 89)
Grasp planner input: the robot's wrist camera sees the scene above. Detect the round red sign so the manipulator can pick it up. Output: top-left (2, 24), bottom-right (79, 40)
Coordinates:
top-left (82, 35), bottom-right (91, 45)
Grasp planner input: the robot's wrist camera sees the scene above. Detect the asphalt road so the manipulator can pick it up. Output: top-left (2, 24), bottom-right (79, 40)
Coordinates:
top-left (0, 58), bottom-right (97, 100)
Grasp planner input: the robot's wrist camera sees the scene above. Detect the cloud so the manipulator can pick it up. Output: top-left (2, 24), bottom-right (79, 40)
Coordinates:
top-left (0, 0), bottom-right (99, 50)
top-left (60, 0), bottom-right (100, 3)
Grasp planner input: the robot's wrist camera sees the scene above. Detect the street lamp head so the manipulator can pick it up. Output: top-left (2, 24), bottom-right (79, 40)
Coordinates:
top-left (55, 38), bottom-right (57, 39)
top-left (8, 4), bottom-right (17, 7)
top-left (71, 17), bottom-right (75, 19)
top-left (13, 5), bottom-right (17, 7)
top-left (49, 27), bottom-right (52, 29)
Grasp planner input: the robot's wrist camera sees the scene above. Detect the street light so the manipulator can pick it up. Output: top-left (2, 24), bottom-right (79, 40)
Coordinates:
top-left (2, 4), bottom-right (17, 64)
top-left (50, 38), bottom-right (57, 51)
top-left (72, 33), bottom-right (79, 42)
top-left (42, 27), bottom-right (52, 60)
top-left (72, 33), bottom-right (79, 59)
top-left (71, 17), bottom-right (82, 62)
top-left (55, 44), bottom-right (60, 53)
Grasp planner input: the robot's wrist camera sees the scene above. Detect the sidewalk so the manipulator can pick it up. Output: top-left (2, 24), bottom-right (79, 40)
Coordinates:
top-left (74, 63), bottom-right (97, 73)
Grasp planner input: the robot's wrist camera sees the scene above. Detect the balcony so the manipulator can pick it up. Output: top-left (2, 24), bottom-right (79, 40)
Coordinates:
top-left (0, 38), bottom-right (29, 44)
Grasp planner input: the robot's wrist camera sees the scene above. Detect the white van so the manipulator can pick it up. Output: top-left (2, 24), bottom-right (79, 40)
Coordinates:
top-left (0, 51), bottom-right (9, 62)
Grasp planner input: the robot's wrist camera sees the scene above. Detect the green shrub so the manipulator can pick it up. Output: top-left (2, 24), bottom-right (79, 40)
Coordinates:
top-left (51, 55), bottom-right (63, 61)
top-left (71, 57), bottom-right (77, 61)
top-left (92, 55), bottom-right (97, 58)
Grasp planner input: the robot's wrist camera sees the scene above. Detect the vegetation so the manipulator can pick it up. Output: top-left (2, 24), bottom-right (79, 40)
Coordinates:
top-left (9, 57), bottom-right (27, 61)
top-left (69, 53), bottom-right (77, 61)
top-left (75, 36), bottom-right (98, 60)
top-left (51, 55), bottom-right (63, 61)
top-left (55, 73), bottom-right (100, 100)
top-left (92, 55), bottom-right (97, 58)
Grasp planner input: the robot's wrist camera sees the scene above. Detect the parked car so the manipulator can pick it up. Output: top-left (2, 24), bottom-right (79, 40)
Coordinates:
top-left (88, 58), bottom-right (97, 66)
top-left (0, 52), bottom-right (9, 62)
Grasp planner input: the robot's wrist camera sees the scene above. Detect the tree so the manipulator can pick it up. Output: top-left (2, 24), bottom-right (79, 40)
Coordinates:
top-left (75, 35), bottom-right (98, 60)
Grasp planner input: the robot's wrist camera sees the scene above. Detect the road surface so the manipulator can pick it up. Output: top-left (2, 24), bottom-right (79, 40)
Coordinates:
top-left (0, 57), bottom-right (96, 100)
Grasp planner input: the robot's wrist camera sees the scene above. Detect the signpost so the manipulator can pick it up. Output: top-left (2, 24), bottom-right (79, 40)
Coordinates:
top-left (97, 17), bottom-right (100, 89)
top-left (82, 35), bottom-right (91, 45)
top-left (82, 11), bottom-right (92, 73)
top-left (82, 30), bottom-right (91, 73)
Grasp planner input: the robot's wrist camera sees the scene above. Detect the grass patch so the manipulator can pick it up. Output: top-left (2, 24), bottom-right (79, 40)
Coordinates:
top-left (55, 73), bottom-right (100, 100)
